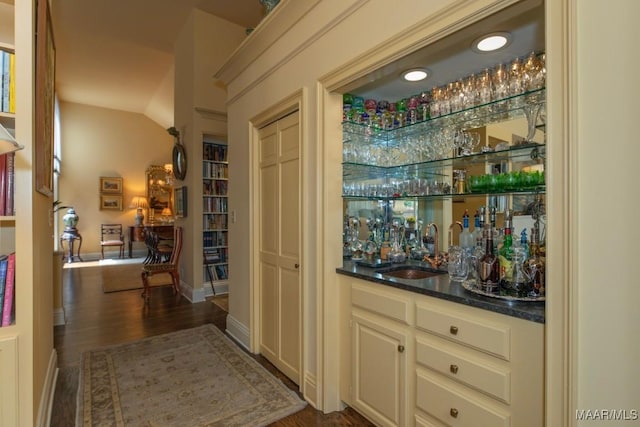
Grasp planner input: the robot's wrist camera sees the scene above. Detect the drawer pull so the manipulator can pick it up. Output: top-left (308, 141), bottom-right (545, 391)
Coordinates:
top-left (450, 364), bottom-right (459, 374)
top-left (398, 345), bottom-right (405, 353)
top-left (450, 325), bottom-right (459, 335)
top-left (450, 408), bottom-right (459, 418)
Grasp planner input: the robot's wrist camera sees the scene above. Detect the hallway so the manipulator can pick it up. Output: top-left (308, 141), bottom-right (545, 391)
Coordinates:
top-left (51, 261), bottom-right (372, 426)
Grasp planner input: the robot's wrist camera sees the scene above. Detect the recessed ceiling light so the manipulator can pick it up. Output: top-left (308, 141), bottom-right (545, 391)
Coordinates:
top-left (402, 68), bottom-right (429, 82)
top-left (472, 32), bottom-right (512, 53)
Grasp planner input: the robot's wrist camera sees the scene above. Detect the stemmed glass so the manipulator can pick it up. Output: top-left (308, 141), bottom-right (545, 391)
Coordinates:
top-left (492, 63), bottom-right (509, 100)
top-left (477, 68), bottom-right (493, 105)
top-left (508, 57), bottom-right (524, 95)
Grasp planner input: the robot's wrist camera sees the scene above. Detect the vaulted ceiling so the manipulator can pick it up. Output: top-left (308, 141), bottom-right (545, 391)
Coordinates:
top-left (50, 0), bottom-right (265, 127)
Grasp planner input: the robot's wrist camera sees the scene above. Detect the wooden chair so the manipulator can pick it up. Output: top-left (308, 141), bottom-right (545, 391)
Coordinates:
top-left (141, 226), bottom-right (183, 302)
top-left (100, 224), bottom-right (124, 259)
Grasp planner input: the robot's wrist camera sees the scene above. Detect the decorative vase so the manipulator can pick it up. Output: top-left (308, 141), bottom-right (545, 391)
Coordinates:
top-left (63, 208), bottom-right (79, 230)
top-left (260, 0), bottom-right (280, 15)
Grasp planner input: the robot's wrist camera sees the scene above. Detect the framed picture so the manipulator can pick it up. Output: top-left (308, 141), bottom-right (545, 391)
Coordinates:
top-left (174, 186), bottom-right (187, 218)
top-left (100, 195), bottom-right (123, 211)
top-left (100, 177), bottom-right (123, 193)
top-left (35, 0), bottom-right (55, 196)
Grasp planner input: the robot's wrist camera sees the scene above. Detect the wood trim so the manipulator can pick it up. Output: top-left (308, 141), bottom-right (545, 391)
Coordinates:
top-left (218, 0), bottom-right (367, 106)
top-left (215, 0), bottom-right (322, 86)
top-left (317, 0), bottom-right (537, 414)
top-left (249, 90), bottom-right (305, 394)
top-left (36, 350), bottom-right (58, 427)
top-left (545, 0), bottom-right (575, 425)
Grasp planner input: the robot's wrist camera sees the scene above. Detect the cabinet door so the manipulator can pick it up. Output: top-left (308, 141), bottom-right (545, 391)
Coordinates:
top-left (352, 312), bottom-right (409, 427)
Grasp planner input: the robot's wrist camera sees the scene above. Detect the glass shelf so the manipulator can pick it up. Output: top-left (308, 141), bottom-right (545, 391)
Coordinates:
top-left (342, 88), bottom-right (546, 167)
top-left (343, 88), bottom-right (545, 143)
top-left (343, 142), bottom-right (545, 184)
top-left (342, 187), bottom-right (545, 201)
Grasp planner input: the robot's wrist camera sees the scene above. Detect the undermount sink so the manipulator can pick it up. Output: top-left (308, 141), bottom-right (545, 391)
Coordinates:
top-left (379, 266), bottom-right (446, 280)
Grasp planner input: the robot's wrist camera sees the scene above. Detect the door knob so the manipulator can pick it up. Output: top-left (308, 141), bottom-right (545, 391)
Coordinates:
top-left (294, 263), bottom-right (299, 269)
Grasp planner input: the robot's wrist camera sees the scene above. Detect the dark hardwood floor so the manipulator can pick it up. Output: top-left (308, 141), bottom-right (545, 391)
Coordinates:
top-left (51, 261), bottom-right (373, 426)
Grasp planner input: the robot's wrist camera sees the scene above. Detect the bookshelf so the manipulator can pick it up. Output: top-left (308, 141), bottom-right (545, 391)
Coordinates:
top-left (202, 141), bottom-right (229, 292)
top-left (0, 43), bottom-right (15, 329)
top-left (0, 19), bottom-right (19, 424)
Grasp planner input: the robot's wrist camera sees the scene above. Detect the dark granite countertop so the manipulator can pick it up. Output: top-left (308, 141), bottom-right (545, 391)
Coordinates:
top-left (337, 259), bottom-right (545, 324)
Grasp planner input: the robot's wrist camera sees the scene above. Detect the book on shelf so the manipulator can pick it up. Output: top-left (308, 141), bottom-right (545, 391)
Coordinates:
top-left (5, 152), bottom-right (14, 215)
top-left (0, 51), bottom-right (4, 110)
top-left (0, 153), bottom-right (6, 215)
top-left (206, 264), bottom-right (219, 281)
top-left (1, 252), bottom-right (15, 327)
top-left (214, 264), bottom-right (228, 281)
top-left (1, 49), bottom-right (14, 114)
top-left (0, 152), bottom-right (14, 216)
top-left (8, 51), bottom-right (15, 113)
top-left (0, 255), bottom-right (8, 321)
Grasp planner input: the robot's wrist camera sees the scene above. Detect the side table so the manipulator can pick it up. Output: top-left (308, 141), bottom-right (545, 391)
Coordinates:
top-left (60, 227), bottom-right (83, 263)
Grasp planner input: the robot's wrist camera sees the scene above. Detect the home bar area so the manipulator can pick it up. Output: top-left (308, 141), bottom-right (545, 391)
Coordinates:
top-left (217, 0), bottom-right (638, 423)
top-left (335, 3), bottom-right (546, 425)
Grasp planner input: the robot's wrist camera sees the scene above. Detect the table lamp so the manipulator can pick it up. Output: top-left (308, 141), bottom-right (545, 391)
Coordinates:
top-left (161, 207), bottom-right (173, 223)
top-left (130, 196), bottom-right (148, 226)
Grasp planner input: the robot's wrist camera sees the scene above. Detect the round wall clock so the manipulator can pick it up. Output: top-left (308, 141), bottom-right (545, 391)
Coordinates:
top-left (172, 143), bottom-right (187, 180)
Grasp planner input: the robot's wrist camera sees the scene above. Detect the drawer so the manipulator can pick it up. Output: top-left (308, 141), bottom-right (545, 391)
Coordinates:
top-left (416, 303), bottom-right (510, 360)
top-left (416, 335), bottom-right (511, 403)
top-left (416, 370), bottom-right (510, 427)
top-left (352, 282), bottom-right (411, 325)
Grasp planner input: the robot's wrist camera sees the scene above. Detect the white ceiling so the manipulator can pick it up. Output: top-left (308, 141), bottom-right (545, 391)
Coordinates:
top-left (50, 0), bottom-right (265, 126)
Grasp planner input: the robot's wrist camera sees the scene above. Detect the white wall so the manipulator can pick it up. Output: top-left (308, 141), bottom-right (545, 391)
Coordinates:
top-left (575, 0), bottom-right (640, 423)
top-left (58, 101), bottom-right (173, 257)
top-left (173, 9), bottom-right (245, 293)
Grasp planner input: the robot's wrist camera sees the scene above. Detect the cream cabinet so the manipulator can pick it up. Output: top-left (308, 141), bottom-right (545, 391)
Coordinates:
top-left (351, 282), bottom-right (413, 427)
top-left (413, 298), bottom-right (543, 427)
top-left (345, 277), bottom-right (543, 427)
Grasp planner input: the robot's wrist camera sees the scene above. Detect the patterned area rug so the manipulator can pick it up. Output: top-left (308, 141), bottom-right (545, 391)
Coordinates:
top-left (76, 324), bottom-right (306, 426)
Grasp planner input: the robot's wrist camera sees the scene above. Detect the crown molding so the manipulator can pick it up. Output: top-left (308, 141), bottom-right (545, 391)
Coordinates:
top-left (215, 0), bottom-right (321, 86)
top-left (194, 107), bottom-right (227, 122)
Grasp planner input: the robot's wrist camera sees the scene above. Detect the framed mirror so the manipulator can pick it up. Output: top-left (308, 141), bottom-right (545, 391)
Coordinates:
top-left (173, 143), bottom-right (187, 180)
top-left (146, 165), bottom-right (173, 222)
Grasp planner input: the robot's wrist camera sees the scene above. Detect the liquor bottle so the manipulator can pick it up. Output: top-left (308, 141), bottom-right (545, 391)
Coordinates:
top-left (473, 208), bottom-right (484, 248)
top-left (459, 209), bottom-right (474, 251)
top-left (498, 209), bottom-right (514, 289)
top-left (524, 225), bottom-right (545, 297)
top-left (478, 207), bottom-right (499, 292)
top-left (519, 228), bottom-right (529, 256)
top-left (489, 206), bottom-right (500, 252)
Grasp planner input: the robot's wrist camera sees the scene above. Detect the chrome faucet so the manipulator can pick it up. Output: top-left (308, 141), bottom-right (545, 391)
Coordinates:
top-left (448, 221), bottom-right (463, 247)
top-left (423, 222), bottom-right (443, 269)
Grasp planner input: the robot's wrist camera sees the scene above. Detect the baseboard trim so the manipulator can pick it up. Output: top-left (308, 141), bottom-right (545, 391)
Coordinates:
top-left (36, 349), bottom-right (58, 427)
top-left (225, 314), bottom-right (250, 351)
top-left (304, 372), bottom-right (318, 409)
